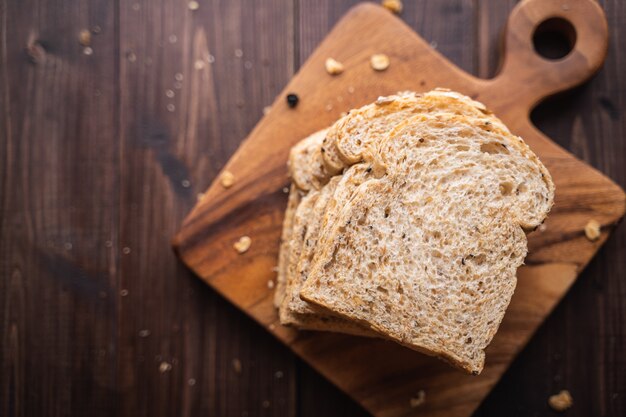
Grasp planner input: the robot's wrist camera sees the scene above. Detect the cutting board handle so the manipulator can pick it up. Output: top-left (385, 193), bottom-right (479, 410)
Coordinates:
top-left (486, 0), bottom-right (608, 110)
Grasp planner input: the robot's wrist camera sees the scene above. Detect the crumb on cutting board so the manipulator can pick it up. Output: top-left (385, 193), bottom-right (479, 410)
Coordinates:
top-left (584, 219), bottom-right (601, 241)
top-left (371, 54), bottom-right (390, 71)
top-left (233, 236), bottom-right (251, 253)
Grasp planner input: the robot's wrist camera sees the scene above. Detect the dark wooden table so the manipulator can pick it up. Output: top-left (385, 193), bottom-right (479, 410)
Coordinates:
top-left (1, 1), bottom-right (624, 416)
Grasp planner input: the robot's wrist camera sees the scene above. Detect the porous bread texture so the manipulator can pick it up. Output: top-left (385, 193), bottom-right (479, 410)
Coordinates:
top-left (274, 184), bottom-right (302, 308)
top-left (319, 89), bottom-right (504, 178)
top-left (289, 128), bottom-right (329, 191)
top-left (279, 179), bottom-right (374, 336)
top-left (300, 111), bottom-right (554, 374)
top-left (288, 177), bottom-right (341, 315)
top-left (279, 188), bottom-right (320, 324)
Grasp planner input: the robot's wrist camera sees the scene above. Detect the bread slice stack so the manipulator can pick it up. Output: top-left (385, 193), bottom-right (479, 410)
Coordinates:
top-left (275, 88), bottom-right (554, 374)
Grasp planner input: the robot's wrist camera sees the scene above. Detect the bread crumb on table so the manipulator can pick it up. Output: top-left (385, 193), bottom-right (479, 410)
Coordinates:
top-left (78, 30), bottom-right (92, 46)
top-left (159, 361), bottom-right (172, 373)
top-left (548, 390), bottom-right (573, 411)
top-left (233, 236), bottom-right (251, 254)
top-left (220, 170), bottom-right (235, 188)
top-left (188, 1), bottom-right (199, 11)
top-left (370, 54), bottom-right (390, 71)
top-left (382, 0), bottom-right (403, 14)
top-left (584, 219), bottom-right (601, 241)
top-left (409, 390), bottom-right (426, 408)
top-left (325, 57), bottom-right (344, 75)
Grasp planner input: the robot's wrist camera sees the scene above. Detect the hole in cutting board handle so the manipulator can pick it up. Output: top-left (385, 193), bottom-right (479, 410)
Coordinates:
top-left (532, 18), bottom-right (577, 60)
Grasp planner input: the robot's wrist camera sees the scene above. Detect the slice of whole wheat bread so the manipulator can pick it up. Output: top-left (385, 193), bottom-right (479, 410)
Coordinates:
top-left (275, 129), bottom-right (329, 308)
top-left (319, 89), bottom-right (504, 178)
top-left (300, 111), bottom-right (554, 374)
top-left (278, 180), bottom-right (374, 336)
top-left (289, 128), bottom-right (329, 191)
top-left (273, 184), bottom-right (303, 308)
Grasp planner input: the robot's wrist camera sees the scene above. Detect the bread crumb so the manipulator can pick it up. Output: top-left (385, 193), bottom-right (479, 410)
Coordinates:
top-left (138, 329), bottom-right (151, 337)
top-left (382, 0), bottom-right (403, 14)
top-left (325, 103), bottom-right (333, 112)
top-left (188, 1), bottom-right (199, 11)
top-left (187, 378), bottom-right (196, 386)
top-left (584, 219), bottom-right (601, 241)
top-left (233, 236), bottom-right (251, 254)
top-left (234, 48), bottom-right (243, 58)
top-left (409, 390), bottom-right (426, 408)
top-left (267, 280), bottom-right (275, 289)
top-left (370, 54), bottom-right (390, 71)
top-left (78, 30), bottom-right (92, 46)
top-left (159, 362), bottom-right (172, 373)
top-left (268, 323), bottom-right (276, 331)
top-left (274, 370), bottom-right (283, 379)
top-left (122, 247), bottom-right (131, 254)
top-left (194, 60), bottom-right (205, 70)
top-left (548, 390), bottom-right (573, 411)
top-left (232, 358), bottom-right (242, 374)
top-left (220, 171), bottom-right (235, 188)
top-left (263, 106), bottom-right (271, 115)
top-left (282, 187), bottom-right (289, 194)
top-left (83, 47), bottom-right (93, 56)
top-left (325, 57), bottom-right (344, 75)
top-left (376, 96), bottom-right (395, 105)
top-left (196, 193), bottom-right (205, 201)
top-left (120, 289), bottom-right (129, 297)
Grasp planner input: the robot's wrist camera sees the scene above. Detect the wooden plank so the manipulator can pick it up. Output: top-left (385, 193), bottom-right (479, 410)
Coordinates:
top-left (116, 0), bottom-right (296, 416)
top-left (0, 1), bottom-right (119, 416)
top-left (174, 1), bottom-right (624, 416)
top-left (475, 1), bottom-right (626, 416)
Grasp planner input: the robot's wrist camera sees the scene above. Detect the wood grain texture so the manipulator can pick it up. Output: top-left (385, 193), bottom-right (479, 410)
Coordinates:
top-left (116, 1), bottom-right (296, 416)
top-left (174, 1), bottom-right (624, 416)
top-left (0, 1), bottom-right (120, 416)
top-left (1, 1), bottom-right (625, 417)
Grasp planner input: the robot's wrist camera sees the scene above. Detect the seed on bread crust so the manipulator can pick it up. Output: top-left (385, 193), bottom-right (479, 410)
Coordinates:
top-left (376, 95), bottom-right (395, 105)
top-left (370, 54), bottom-right (390, 71)
top-left (548, 390), bottom-right (573, 411)
top-left (584, 219), bottom-right (601, 241)
top-left (220, 171), bottom-right (235, 188)
top-left (233, 236), bottom-right (251, 253)
top-left (325, 58), bottom-right (344, 75)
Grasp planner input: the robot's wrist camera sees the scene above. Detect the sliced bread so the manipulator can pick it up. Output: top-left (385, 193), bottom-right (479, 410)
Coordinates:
top-left (279, 178), bottom-right (375, 336)
top-left (300, 111), bottom-right (554, 374)
top-left (319, 89), bottom-right (503, 178)
top-left (289, 128), bottom-right (329, 191)
top-left (273, 184), bottom-right (303, 307)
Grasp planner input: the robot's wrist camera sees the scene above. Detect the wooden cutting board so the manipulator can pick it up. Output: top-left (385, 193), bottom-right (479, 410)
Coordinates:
top-left (174, 0), bottom-right (625, 416)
